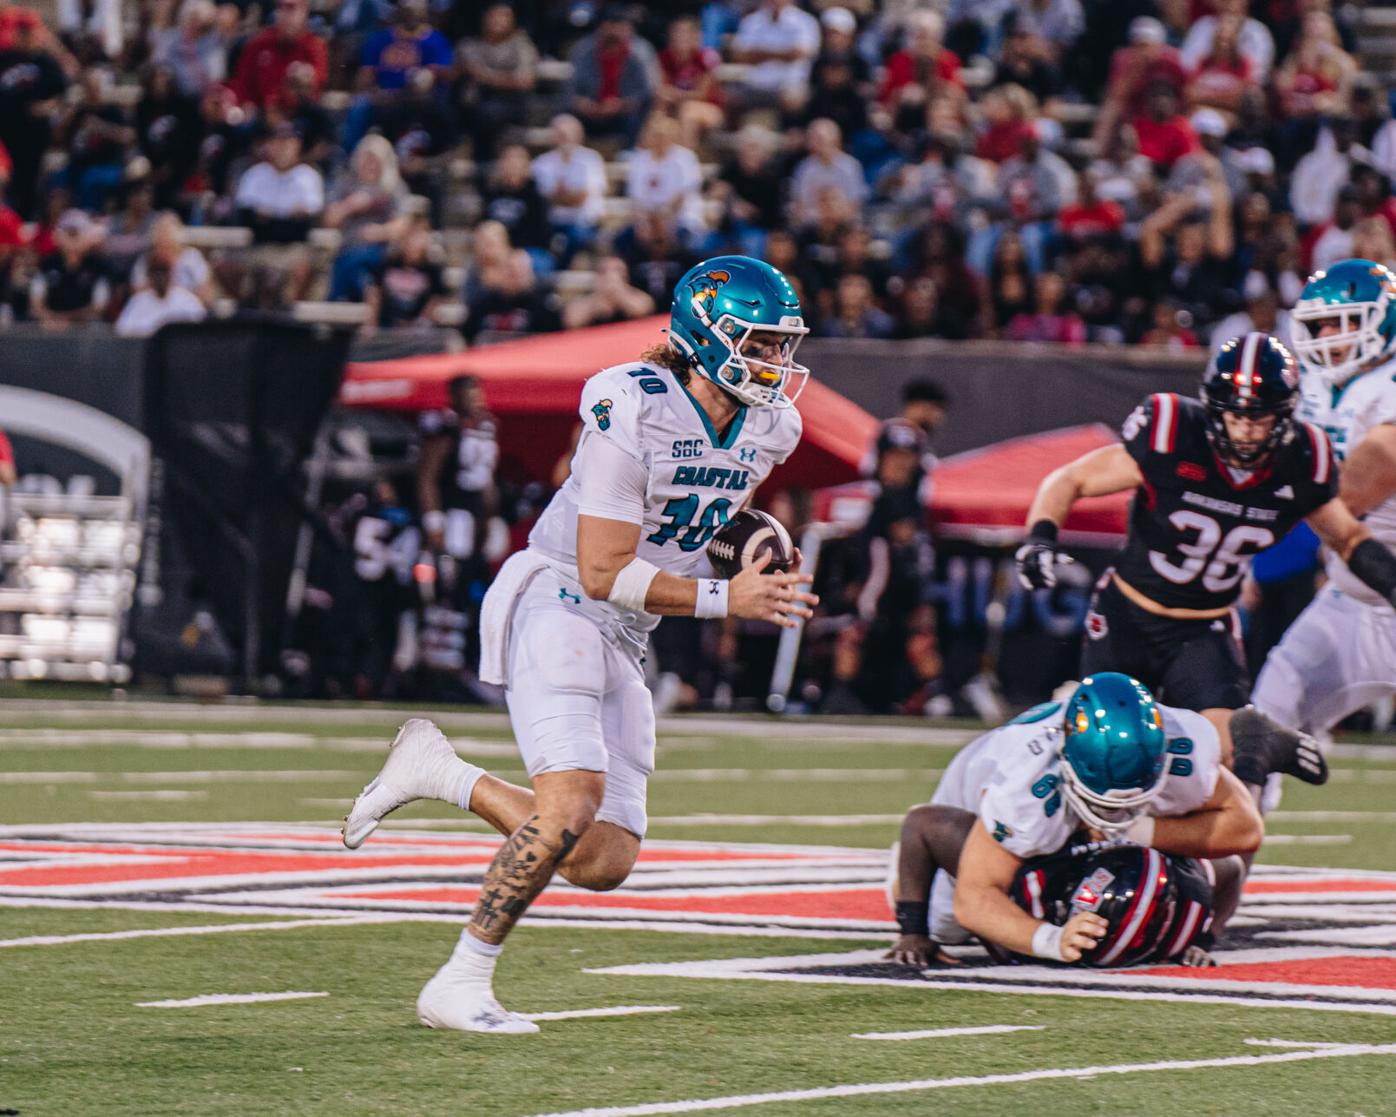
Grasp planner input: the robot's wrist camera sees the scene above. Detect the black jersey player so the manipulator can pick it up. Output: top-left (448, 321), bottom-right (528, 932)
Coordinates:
top-left (1016, 332), bottom-right (1396, 736)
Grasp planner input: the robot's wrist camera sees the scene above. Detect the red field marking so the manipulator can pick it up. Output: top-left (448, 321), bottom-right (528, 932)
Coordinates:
top-left (1244, 878), bottom-right (1396, 895)
top-left (343, 884), bottom-right (893, 920)
top-left (0, 848), bottom-right (497, 888)
top-left (1138, 955), bottom-right (1396, 991)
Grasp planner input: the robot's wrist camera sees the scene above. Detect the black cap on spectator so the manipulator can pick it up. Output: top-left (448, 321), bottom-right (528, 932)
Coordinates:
top-left (600, 3), bottom-right (634, 24)
top-left (903, 379), bottom-right (950, 407)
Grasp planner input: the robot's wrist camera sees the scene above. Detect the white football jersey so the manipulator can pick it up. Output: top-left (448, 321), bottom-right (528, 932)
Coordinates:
top-left (528, 361), bottom-right (803, 627)
top-left (1298, 356), bottom-right (1396, 607)
top-left (932, 702), bottom-right (1221, 862)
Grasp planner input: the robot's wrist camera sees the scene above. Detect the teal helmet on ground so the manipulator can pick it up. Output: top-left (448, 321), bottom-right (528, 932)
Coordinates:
top-left (1291, 258), bottom-right (1396, 386)
top-left (1058, 673), bottom-right (1168, 834)
top-left (667, 255), bottom-right (810, 408)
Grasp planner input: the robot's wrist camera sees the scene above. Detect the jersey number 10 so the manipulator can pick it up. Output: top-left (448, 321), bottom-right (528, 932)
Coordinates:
top-left (647, 494), bottom-right (732, 552)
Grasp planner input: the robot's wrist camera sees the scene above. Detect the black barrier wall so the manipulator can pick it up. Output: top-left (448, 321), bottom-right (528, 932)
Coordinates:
top-left (801, 339), bottom-right (1202, 454)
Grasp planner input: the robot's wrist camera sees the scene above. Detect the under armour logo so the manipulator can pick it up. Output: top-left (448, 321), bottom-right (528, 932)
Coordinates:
top-left (738, 447), bottom-right (757, 463)
top-left (558, 587), bottom-right (581, 605)
top-left (707, 581), bottom-right (721, 595)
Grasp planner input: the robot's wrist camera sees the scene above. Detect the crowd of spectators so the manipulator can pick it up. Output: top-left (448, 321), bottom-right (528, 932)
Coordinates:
top-left (0, 0), bottom-right (1391, 348)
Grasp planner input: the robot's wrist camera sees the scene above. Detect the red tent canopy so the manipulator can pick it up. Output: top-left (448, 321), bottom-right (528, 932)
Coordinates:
top-left (341, 316), bottom-right (878, 489)
top-left (814, 424), bottom-right (1131, 543)
top-left (930, 424), bottom-right (1130, 541)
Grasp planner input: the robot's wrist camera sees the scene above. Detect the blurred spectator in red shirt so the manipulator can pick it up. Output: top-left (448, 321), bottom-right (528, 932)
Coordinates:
top-left (0, 425), bottom-right (15, 486)
top-left (1185, 15), bottom-right (1254, 115)
top-left (657, 15), bottom-right (723, 151)
top-left (1179, 0), bottom-right (1274, 79)
top-left (1273, 11), bottom-right (1356, 122)
top-left (975, 84), bottom-right (1038, 164)
top-left (1131, 82), bottom-right (1199, 170)
top-left (878, 11), bottom-right (962, 112)
top-left (1094, 17), bottom-right (1185, 152)
top-left (230, 0), bottom-right (328, 112)
top-left (566, 5), bottom-right (657, 147)
top-left (1058, 169), bottom-right (1126, 240)
top-left (1139, 298), bottom-right (1200, 350)
top-left (1006, 271), bottom-right (1087, 343)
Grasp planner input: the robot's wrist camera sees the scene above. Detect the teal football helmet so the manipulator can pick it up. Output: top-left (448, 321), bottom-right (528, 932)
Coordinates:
top-left (1291, 258), bottom-right (1396, 386)
top-left (1058, 673), bottom-right (1168, 834)
top-left (667, 255), bottom-right (810, 408)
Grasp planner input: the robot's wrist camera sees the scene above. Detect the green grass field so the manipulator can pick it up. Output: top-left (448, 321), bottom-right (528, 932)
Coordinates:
top-left (4, 699), bottom-right (1396, 1117)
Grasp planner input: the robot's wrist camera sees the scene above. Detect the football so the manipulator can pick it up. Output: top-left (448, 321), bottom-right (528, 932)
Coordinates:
top-left (706, 509), bottom-right (795, 577)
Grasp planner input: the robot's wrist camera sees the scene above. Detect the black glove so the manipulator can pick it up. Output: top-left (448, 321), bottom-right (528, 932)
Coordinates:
top-left (1015, 520), bottom-right (1073, 590)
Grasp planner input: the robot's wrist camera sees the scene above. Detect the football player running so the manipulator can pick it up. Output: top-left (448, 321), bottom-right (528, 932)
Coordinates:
top-left (885, 673), bottom-right (1301, 969)
top-left (1016, 333), bottom-right (1396, 761)
top-left (1251, 259), bottom-right (1396, 737)
top-left (341, 256), bottom-right (818, 1033)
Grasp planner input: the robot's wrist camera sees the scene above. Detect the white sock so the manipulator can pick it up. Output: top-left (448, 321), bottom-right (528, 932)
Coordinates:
top-left (456, 765), bottom-right (486, 813)
top-left (449, 930), bottom-right (501, 982)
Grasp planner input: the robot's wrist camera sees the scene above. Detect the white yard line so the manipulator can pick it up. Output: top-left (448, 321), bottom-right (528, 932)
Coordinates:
top-left (1243, 1039), bottom-right (1351, 1050)
top-left (0, 770), bottom-right (359, 784)
top-left (1258, 834), bottom-right (1353, 846)
top-left (0, 914), bottom-right (402, 948)
top-left (523, 1006), bottom-right (682, 1022)
top-left (137, 991), bottom-right (328, 1008)
top-left (648, 814), bottom-right (905, 827)
top-left (653, 769), bottom-right (936, 783)
top-left (89, 790), bottom-right (209, 801)
top-left (1268, 811), bottom-right (1396, 822)
top-left (517, 1044), bottom-right (1396, 1117)
top-left (851, 1024), bottom-right (1044, 1041)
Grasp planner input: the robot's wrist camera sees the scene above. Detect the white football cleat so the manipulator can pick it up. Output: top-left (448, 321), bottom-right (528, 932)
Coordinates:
top-left (342, 718), bottom-right (466, 849)
top-left (416, 962), bottom-right (539, 1035)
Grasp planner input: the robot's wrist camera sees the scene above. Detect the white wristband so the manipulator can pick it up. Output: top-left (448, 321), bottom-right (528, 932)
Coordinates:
top-left (1122, 814), bottom-right (1156, 848)
top-left (608, 557), bottom-right (660, 612)
top-left (1031, 922), bottom-right (1067, 962)
top-left (694, 577), bottom-right (730, 619)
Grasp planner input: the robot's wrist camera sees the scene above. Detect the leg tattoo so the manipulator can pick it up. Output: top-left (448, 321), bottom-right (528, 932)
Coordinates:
top-left (469, 816), bottom-right (580, 945)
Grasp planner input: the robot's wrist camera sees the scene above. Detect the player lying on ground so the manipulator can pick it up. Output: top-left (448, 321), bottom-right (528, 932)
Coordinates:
top-left (1252, 259), bottom-right (1396, 736)
top-left (341, 256), bottom-right (818, 1033)
top-left (884, 673), bottom-right (1320, 968)
top-left (1016, 333), bottom-right (1396, 746)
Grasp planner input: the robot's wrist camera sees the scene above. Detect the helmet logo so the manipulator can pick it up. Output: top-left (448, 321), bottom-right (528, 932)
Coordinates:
top-left (689, 269), bottom-right (732, 326)
top-left (1070, 867), bottom-right (1115, 913)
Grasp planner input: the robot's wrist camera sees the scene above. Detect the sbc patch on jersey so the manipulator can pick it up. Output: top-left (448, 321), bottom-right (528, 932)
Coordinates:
top-left (591, 399), bottom-right (613, 431)
top-left (1085, 610), bottom-right (1109, 640)
top-left (992, 820), bottom-right (1013, 843)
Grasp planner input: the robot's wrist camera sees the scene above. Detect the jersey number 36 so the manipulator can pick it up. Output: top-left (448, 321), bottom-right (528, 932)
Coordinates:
top-left (1149, 510), bottom-right (1275, 593)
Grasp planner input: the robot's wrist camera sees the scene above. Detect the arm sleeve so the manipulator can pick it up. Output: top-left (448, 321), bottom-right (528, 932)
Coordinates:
top-left (575, 431), bottom-right (648, 525)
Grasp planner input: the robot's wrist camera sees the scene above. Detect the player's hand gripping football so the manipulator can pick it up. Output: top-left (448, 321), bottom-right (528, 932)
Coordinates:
top-left (1014, 539), bottom-right (1074, 590)
top-left (1058, 911), bottom-right (1108, 962)
top-left (728, 551), bottom-right (818, 628)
